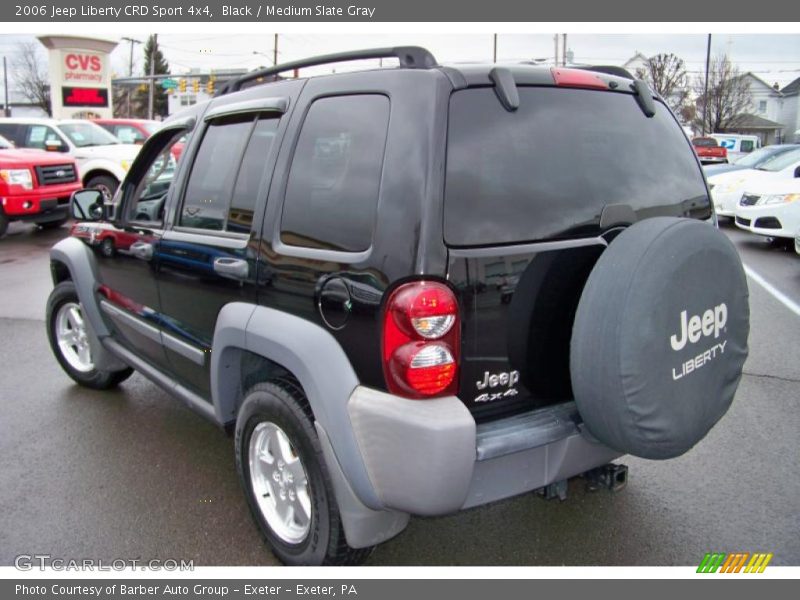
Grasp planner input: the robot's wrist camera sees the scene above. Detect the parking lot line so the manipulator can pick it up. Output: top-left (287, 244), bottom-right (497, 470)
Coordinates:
top-left (743, 263), bottom-right (800, 318)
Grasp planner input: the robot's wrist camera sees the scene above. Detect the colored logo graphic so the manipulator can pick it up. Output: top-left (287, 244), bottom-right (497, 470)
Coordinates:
top-left (697, 552), bottom-right (773, 573)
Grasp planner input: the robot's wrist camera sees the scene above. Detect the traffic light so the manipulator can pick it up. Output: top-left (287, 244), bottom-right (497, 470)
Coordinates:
top-left (192, 79), bottom-right (200, 93)
top-left (206, 78), bottom-right (215, 95)
top-left (178, 78), bottom-right (186, 93)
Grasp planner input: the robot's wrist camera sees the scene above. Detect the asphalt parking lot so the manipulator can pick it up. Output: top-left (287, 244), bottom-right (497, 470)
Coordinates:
top-left (0, 220), bottom-right (798, 566)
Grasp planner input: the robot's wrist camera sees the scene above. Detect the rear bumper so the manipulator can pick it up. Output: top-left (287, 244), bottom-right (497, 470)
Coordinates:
top-left (347, 386), bottom-right (620, 516)
top-left (700, 156), bottom-right (727, 164)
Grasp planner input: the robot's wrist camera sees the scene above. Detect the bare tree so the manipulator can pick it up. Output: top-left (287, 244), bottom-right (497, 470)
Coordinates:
top-left (13, 40), bottom-right (51, 115)
top-left (693, 54), bottom-right (752, 134)
top-left (635, 53), bottom-right (690, 116)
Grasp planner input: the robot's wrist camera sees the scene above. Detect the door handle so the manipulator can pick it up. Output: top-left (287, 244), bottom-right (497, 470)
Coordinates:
top-left (129, 241), bottom-right (154, 261)
top-left (213, 257), bottom-right (249, 280)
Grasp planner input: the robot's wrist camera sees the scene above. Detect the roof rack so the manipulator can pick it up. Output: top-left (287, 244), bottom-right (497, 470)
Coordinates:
top-left (216, 46), bottom-right (438, 96)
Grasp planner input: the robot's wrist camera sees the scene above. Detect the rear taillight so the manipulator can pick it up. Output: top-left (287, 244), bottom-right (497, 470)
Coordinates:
top-left (382, 281), bottom-right (460, 398)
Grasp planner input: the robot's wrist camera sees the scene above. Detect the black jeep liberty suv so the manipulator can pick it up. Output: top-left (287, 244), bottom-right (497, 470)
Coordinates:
top-left (46, 47), bottom-right (750, 565)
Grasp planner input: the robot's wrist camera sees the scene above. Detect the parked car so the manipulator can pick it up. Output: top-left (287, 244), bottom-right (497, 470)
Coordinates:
top-left (93, 118), bottom-right (186, 162)
top-left (709, 147), bottom-right (800, 218)
top-left (0, 118), bottom-right (140, 199)
top-left (734, 178), bottom-right (800, 241)
top-left (45, 48), bottom-right (750, 566)
top-left (92, 118), bottom-right (159, 144)
top-left (704, 143), bottom-right (800, 177)
top-left (709, 133), bottom-right (761, 162)
top-left (692, 136), bottom-right (728, 164)
top-left (0, 133), bottom-right (82, 237)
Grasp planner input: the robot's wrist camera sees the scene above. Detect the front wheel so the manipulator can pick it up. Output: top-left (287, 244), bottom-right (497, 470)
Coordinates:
top-left (46, 281), bottom-right (133, 389)
top-left (85, 174), bottom-right (119, 201)
top-left (39, 216), bottom-right (69, 230)
top-left (235, 381), bottom-right (372, 566)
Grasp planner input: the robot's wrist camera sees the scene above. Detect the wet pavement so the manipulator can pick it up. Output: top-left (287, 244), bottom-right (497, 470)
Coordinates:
top-left (0, 220), bottom-right (798, 566)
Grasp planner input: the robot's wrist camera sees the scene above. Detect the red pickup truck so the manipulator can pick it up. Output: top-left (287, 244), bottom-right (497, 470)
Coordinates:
top-left (0, 134), bottom-right (82, 237)
top-left (692, 137), bottom-right (728, 164)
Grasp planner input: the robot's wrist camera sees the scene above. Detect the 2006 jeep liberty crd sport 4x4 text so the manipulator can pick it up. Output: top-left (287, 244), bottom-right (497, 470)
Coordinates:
top-left (46, 47), bottom-right (750, 565)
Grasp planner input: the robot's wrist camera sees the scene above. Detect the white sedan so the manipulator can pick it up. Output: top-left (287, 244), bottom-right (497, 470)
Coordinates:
top-left (709, 147), bottom-right (800, 217)
top-left (734, 178), bottom-right (800, 240)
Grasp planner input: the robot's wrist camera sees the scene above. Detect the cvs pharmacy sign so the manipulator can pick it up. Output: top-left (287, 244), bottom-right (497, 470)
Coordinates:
top-left (62, 52), bottom-right (105, 84)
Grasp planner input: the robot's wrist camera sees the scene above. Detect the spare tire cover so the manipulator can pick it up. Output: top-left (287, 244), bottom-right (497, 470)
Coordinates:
top-left (570, 217), bottom-right (749, 459)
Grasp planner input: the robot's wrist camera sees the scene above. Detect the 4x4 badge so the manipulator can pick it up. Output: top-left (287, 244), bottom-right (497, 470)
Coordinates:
top-left (474, 369), bottom-right (520, 403)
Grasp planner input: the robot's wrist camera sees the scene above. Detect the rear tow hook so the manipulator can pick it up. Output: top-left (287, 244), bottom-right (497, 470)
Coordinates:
top-left (536, 479), bottom-right (569, 501)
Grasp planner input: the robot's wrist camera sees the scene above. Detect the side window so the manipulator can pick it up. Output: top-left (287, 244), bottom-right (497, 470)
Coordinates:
top-left (227, 118), bottom-right (278, 234)
top-left (115, 125), bottom-right (146, 144)
top-left (128, 133), bottom-right (184, 225)
top-left (741, 140), bottom-right (755, 153)
top-left (280, 95), bottom-right (390, 252)
top-left (0, 123), bottom-right (24, 145)
top-left (25, 125), bottom-right (63, 150)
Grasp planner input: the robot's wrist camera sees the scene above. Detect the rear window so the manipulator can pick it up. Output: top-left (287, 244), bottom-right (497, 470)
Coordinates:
top-left (444, 87), bottom-right (709, 246)
top-left (692, 137), bottom-right (718, 147)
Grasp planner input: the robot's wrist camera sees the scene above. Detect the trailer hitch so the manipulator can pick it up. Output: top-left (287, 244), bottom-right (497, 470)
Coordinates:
top-left (583, 463), bottom-right (628, 492)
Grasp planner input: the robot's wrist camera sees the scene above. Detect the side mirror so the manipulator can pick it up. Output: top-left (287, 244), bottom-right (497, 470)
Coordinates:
top-left (44, 139), bottom-right (67, 153)
top-left (794, 166), bottom-right (800, 178)
top-left (70, 189), bottom-right (105, 221)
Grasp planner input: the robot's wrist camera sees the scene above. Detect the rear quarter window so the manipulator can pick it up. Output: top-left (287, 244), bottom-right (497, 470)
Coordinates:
top-left (280, 94), bottom-right (390, 253)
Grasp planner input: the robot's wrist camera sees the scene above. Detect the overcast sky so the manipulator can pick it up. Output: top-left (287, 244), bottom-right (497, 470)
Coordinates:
top-left (2, 33), bottom-right (800, 88)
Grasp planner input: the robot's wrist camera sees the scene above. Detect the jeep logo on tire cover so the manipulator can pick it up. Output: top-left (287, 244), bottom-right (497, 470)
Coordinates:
top-left (669, 303), bottom-right (727, 351)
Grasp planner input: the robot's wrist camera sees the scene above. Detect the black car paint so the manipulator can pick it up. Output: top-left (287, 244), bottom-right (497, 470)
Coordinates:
top-left (74, 64), bottom-right (711, 419)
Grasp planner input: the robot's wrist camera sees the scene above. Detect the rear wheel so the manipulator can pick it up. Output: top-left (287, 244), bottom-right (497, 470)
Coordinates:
top-left (46, 281), bottom-right (133, 389)
top-left (100, 237), bottom-right (115, 258)
top-left (235, 381), bottom-right (372, 566)
top-left (0, 211), bottom-right (8, 237)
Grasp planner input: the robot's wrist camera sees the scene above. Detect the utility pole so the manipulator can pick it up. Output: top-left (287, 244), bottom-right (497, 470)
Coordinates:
top-left (3, 57), bottom-right (10, 117)
top-left (273, 33), bottom-right (278, 66)
top-left (702, 34), bottom-right (712, 136)
top-left (493, 34), bottom-right (497, 63)
top-left (148, 34), bottom-right (157, 120)
top-left (122, 37), bottom-right (141, 118)
top-left (562, 34), bottom-right (567, 65)
top-left (554, 34), bottom-right (559, 66)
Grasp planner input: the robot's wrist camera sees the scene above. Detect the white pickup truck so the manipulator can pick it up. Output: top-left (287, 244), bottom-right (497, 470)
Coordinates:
top-left (0, 118), bottom-right (141, 199)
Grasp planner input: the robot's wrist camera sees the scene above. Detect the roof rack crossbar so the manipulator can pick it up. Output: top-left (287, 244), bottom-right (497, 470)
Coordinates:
top-left (217, 46), bottom-right (437, 96)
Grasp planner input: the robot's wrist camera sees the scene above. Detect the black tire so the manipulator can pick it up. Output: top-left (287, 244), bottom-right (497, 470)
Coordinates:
top-left (39, 216), bottom-right (69, 230)
top-left (235, 380), bottom-right (372, 566)
top-left (46, 281), bottom-right (133, 389)
top-left (0, 210), bottom-right (8, 238)
top-left (100, 237), bottom-right (115, 258)
top-left (86, 174), bottom-right (119, 201)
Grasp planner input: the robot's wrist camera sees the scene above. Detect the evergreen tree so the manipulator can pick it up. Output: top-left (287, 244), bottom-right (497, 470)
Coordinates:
top-left (135, 35), bottom-right (170, 118)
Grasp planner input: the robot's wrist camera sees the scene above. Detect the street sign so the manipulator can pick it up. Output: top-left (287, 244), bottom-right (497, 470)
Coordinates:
top-left (161, 78), bottom-right (178, 89)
